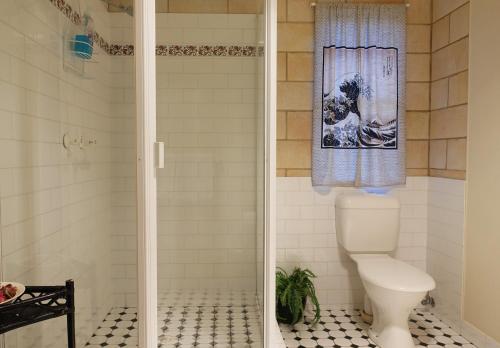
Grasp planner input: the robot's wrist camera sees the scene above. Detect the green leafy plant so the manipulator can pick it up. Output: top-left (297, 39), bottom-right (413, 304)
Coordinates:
top-left (276, 267), bottom-right (321, 325)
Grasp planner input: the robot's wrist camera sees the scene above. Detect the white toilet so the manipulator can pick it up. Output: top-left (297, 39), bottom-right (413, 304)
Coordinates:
top-left (335, 193), bottom-right (435, 348)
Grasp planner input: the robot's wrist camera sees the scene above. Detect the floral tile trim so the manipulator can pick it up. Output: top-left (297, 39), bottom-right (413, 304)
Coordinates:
top-left (160, 44), bottom-right (261, 57)
top-left (49, 0), bottom-right (263, 57)
top-left (109, 44), bottom-right (135, 56)
top-left (50, 0), bottom-right (81, 25)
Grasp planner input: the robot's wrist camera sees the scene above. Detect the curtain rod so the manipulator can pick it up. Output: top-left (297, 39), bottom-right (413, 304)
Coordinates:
top-left (310, 0), bottom-right (410, 7)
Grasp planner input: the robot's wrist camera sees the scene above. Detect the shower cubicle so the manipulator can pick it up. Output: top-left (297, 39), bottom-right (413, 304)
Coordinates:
top-left (0, 0), bottom-right (276, 347)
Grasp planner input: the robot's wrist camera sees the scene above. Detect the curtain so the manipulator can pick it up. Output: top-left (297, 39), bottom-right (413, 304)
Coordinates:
top-left (312, 3), bottom-right (407, 187)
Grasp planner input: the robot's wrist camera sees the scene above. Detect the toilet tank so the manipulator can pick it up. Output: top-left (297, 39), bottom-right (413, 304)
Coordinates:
top-left (335, 193), bottom-right (400, 253)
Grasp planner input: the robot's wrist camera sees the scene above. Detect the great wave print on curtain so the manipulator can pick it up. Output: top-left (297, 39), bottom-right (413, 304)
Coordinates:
top-left (312, 4), bottom-right (406, 187)
top-left (321, 46), bottom-right (399, 149)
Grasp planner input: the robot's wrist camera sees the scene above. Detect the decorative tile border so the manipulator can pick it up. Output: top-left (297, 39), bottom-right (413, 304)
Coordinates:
top-left (109, 44), bottom-right (134, 56)
top-left (49, 0), bottom-right (262, 57)
top-left (50, 0), bottom-right (82, 25)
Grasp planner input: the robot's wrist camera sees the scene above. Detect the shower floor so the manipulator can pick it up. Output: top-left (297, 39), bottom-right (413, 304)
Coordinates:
top-left (85, 290), bottom-right (263, 348)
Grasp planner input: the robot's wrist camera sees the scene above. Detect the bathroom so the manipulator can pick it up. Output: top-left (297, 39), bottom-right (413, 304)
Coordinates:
top-left (0, 0), bottom-right (498, 348)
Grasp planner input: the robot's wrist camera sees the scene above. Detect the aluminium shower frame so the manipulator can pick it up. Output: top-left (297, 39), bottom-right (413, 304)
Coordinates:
top-left (134, 1), bottom-right (277, 347)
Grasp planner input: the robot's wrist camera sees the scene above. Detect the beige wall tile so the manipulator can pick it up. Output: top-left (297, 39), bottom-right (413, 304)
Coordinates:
top-left (277, 82), bottom-right (313, 110)
top-left (432, 38), bottom-right (469, 80)
top-left (429, 169), bottom-right (466, 180)
top-left (407, 0), bottom-right (432, 24)
top-left (430, 105), bottom-right (468, 139)
top-left (169, 0), bottom-right (228, 13)
top-left (157, 0), bottom-right (169, 12)
top-left (429, 139), bottom-right (447, 169)
top-left (448, 71), bottom-right (468, 106)
top-left (278, 23), bottom-right (314, 52)
top-left (286, 169), bottom-right (312, 177)
top-left (275, 0), bottom-right (436, 176)
top-left (278, 53), bottom-right (287, 81)
top-left (287, 111), bottom-right (312, 140)
top-left (277, 111), bottom-right (287, 140)
top-left (407, 168), bottom-right (429, 176)
top-left (447, 138), bottom-right (467, 170)
top-left (432, 15), bottom-right (450, 52)
top-left (407, 54), bottom-right (431, 82)
top-left (277, 140), bottom-right (311, 168)
top-left (431, 78), bottom-right (448, 110)
top-left (287, 0), bottom-right (314, 22)
top-left (407, 25), bottom-right (431, 53)
top-left (362, 0), bottom-right (406, 3)
top-left (407, 112), bottom-right (430, 140)
top-left (433, 0), bottom-right (469, 22)
top-left (450, 3), bottom-right (469, 42)
top-left (406, 140), bottom-right (429, 169)
top-left (109, 0), bottom-right (132, 12)
top-left (278, 0), bottom-right (287, 22)
top-left (287, 53), bottom-right (313, 81)
top-left (228, 0), bottom-right (262, 14)
top-left (407, 82), bottom-right (430, 111)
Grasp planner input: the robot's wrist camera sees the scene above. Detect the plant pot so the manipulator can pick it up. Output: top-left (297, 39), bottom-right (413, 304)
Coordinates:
top-left (277, 297), bottom-right (307, 325)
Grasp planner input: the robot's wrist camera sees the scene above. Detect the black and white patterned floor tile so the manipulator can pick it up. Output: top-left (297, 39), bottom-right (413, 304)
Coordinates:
top-left (158, 305), bottom-right (262, 347)
top-left (279, 309), bottom-right (476, 348)
top-left (85, 307), bottom-right (138, 347)
top-left (158, 290), bottom-right (257, 307)
top-left (86, 305), bottom-right (262, 348)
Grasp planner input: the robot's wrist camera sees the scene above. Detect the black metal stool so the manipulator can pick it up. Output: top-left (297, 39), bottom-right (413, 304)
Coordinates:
top-left (0, 280), bottom-right (75, 348)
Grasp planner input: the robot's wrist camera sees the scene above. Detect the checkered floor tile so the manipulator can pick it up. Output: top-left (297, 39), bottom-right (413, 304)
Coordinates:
top-left (158, 289), bottom-right (258, 307)
top-left (85, 307), bottom-right (138, 347)
top-left (279, 309), bottom-right (476, 348)
top-left (158, 305), bottom-right (262, 347)
top-left (86, 305), bottom-right (262, 347)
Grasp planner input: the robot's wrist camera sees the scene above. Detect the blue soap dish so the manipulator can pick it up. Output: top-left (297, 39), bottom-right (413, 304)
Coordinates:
top-left (72, 35), bottom-right (93, 59)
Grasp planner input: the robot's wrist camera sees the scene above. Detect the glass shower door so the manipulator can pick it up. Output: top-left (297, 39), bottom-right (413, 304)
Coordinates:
top-left (0, 0), bottom-right (141, 347)
top-left (153, 1), bottom-right (267, 347)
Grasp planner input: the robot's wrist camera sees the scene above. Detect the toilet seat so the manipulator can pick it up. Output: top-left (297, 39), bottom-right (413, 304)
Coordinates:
top-left (351, 254), bottom-right (435, 292)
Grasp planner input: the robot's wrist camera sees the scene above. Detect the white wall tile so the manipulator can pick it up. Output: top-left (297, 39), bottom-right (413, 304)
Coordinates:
top-left (276, 176), bottom-right (429, 307)
top-left (0, 1), bottom-right (113, 346)
top-left (427, 177), bottom-right (465, 330)
top-left (109, 13), bottom-right (261, 300)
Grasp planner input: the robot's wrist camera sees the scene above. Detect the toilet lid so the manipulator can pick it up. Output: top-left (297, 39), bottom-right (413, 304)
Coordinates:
top-left (352, 255), bottom-right (436, 292)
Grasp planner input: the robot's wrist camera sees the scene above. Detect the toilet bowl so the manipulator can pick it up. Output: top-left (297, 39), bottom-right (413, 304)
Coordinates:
top-left (351, 254), bottom-right (435, 348)
top-left (335, 193), bottom-right (436, 348)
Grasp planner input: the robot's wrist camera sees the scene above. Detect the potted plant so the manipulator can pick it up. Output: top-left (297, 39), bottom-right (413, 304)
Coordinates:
top-left (276, 267), bottom-right (321, 325)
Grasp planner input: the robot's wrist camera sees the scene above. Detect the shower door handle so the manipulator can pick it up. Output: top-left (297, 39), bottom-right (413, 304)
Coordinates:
top-left (155, 142), bottom-right (165, 169)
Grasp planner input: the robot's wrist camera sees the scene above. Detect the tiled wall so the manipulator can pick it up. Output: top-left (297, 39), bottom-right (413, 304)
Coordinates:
top-left (427, 177), bottom-right (465, 330)
top-left (276, 176), bottom-right (428, 307)
top-left (275, 175), bottom-right (482, 345)
top-left (110, 13), bottom-right (262, 305)
top-left (109, 0), bottom-right (263, 14)
top-left (156, 50), bottom-right (259, 292)
top-left (0, 0), bottom-right (113, 346)
top-left (426, 177), bottom-right (500, 348)
top-left (276, 0), bottom-right (433, 177)
top-left (429, 0), bottom-right (469, 180)
top-left (108, 11), bottom-right (137, 305)
top-left (111, 12), bottom-right (260, 46)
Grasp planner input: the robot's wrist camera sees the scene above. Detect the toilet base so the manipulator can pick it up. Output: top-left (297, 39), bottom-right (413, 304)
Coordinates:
top-left (366, 290), bottom-right (422, 348)
top-left (369, 325), bottom-right (415, 348)
top-left (350, 254), bottom-right (435, 348)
